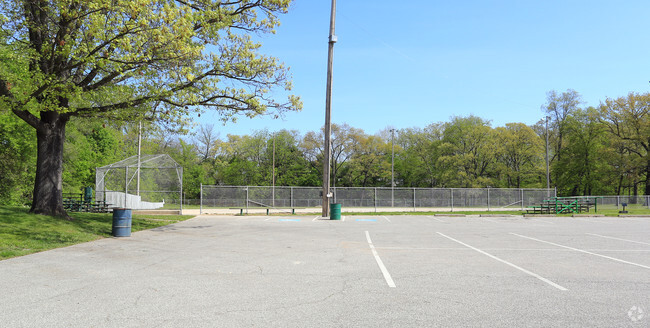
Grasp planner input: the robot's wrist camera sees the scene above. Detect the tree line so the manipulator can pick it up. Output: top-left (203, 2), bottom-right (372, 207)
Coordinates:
top-left (1, 89), bottom-right (648, 205)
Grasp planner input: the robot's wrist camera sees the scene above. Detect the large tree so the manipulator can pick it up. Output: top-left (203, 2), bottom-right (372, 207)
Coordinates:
top-left (599, 92), bottom-right (650, 195)
top-left (0, 0), bottom-right (300, 216)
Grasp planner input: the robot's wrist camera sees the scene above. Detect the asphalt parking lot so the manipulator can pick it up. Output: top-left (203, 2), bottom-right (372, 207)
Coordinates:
top-left (1, 214), bottom-right (649, 327)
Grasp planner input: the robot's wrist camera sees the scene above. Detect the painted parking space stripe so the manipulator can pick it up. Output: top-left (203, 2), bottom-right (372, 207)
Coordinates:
top-left (279, 219), bottom-right (301, 222)
top-left (381, 216), bottom-right (392, 223)
top-left (356, 218), bottom-right (377, 222)
top-left (511, 233), bottom-right (650, 270)
top-left (481, 217), bottom-right (502, 223)
top-left (365, 231), bottom-right (396, 288)
top-left (586, 233), bottom-right (650, 246)
top-left (437, 232), bottom-right (567, 291)
top-left (427, 216), bottom-right (446, 223)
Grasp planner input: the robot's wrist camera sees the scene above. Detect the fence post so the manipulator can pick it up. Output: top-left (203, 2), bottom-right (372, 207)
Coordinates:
top-left (487, 188), bottom-right (490, 212)
top-left (246, 186), bottom-right (249, 214)
top-left (450, 188), bottom-right (454, 212)
top-left (374, 188), bottom-right (377, 212)
top-left (291, 187), bottom-right (294, 208)
top-left (200, 183), bottom-right (203, 215)
top-left (413, 188), bottom-right (416, 212)
top-left (124, 166), bottom-right (128, 208)
top-left (180, 167), bottom-right (183, 214)
top-left (520, 188), bottom-right (524, 210)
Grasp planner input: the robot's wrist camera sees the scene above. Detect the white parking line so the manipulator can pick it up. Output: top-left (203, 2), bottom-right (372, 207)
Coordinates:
top-left (586, 233), bottom-right (650, 246)
top-left (381, 216), bottom-right (391, 223)
top-left (572, 217), bottom-right (613, 224)
top-left (365, 231), bottom-right (396, 288)
top-left (481, 217), bottom-right (502, 223)
top-left (511, 233), bottom-right (650, 270)
top-left (428, 216), bottom-right (446, 223)
top-left (437, 232), bottom-right (567, 291)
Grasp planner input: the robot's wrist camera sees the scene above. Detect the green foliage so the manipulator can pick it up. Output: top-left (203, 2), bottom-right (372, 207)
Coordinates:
top-left (439, 116), bottom-right (495, 187)
top-left (0, 0), bottom-right (301, 215)
top-left (494, 123), bottom-right (544, 188)
top-left (0, 112), bottom-right (35, 205)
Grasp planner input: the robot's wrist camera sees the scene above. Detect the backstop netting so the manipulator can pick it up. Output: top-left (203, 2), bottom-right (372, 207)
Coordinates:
top-left (200, 186), bottom-right (555, 212)
top-left (95, 154), bottom-right (183, 210)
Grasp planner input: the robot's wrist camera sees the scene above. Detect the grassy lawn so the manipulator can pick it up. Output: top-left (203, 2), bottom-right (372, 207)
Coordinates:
top-left (0, 206), bottom-right (194, 261)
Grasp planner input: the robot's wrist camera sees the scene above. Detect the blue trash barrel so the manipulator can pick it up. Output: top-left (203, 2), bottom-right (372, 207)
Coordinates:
top-left (330, 203), bottom-right (341, 220)
top-left (112, 208), bottom-right (132, 237)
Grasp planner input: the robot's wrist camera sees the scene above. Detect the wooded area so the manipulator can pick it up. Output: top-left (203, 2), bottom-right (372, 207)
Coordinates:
top-left (1, 89), bottom-right (648, 206)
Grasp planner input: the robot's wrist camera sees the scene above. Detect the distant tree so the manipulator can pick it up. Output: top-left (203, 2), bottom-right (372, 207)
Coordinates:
top-left (543, 89), bottom-right (582, 165)
top-left (599, 92), bottom-right (650, 195)
top-left (347, 134), bottom-right (390, 187)
top-left (439, 115), bottom-right (495, 187)
top-left (0, 0), bottom-right (300, 217)
top-left (494, 123), bottom-right (544, 188)
top-left (397, 124), bottom-right (444, 187)
top-left (551, 108), bottom-right (610, 195)
top-left (195, 124), bottom-right (219, 162)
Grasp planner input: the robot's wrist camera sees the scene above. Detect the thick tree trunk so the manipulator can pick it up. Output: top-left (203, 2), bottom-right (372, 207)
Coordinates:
top-left (30, 112), bottom-right (69, 217)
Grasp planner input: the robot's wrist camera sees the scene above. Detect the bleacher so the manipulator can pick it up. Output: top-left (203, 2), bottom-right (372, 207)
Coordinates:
top-left (526, 196), bottom-right (600, 214)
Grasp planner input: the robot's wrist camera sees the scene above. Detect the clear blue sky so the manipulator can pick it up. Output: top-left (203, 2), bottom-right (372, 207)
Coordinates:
top-left (197, 0), bottom-right (650, 137)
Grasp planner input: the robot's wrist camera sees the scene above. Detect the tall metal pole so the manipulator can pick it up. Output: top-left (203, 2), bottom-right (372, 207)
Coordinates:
top-left (272, 133), bottom-right (276, 207)
top-left (137, 121), bottom-right (141, 196)
top-left (545, 116), bottom-right (550, 197)
top-left (390, 128), bottom-right (395, 207)
top-left (322, 0), bottom-right (337, 217)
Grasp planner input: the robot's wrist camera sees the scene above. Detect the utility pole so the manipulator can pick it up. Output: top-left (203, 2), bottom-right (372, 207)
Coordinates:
top-left (545, 116), bottom-right (550, 197)
top-left (390, 128), bottom-right (395, 207)
top-left (322, 0), bottom-right (337, 217)
top-left (137, 121), bottom-right (142, 196)
top-left (272, 133), bottom-right (276, 207)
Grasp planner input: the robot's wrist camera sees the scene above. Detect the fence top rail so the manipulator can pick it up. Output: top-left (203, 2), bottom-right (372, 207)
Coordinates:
top-left (200, 185), bottom-right (554, 191)
top-left (552, 196), bottom-right (604, 200)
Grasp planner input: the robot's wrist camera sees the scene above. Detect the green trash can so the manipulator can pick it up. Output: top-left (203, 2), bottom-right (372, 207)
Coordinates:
top-left (83, 186), bottom-right (93, 203)
top-left (330, 203), bottom-right (341, 220)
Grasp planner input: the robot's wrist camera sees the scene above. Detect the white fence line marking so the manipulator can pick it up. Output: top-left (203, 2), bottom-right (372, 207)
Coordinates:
top-left (437, 232), bottom-right (567, 291)
top-left (511, 233), bottom-right (650, 270)
top-left (586, 233), bottom-right (650, 246)
top-left (365, 231), bottom-right (396, 288)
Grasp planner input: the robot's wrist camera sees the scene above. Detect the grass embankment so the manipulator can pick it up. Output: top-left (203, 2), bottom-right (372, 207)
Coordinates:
top-left (0, 206), bottom-right (193, 260)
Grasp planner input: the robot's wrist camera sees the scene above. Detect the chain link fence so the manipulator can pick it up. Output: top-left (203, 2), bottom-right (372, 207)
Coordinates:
top-left (199, 185), bottom-right (556, 213)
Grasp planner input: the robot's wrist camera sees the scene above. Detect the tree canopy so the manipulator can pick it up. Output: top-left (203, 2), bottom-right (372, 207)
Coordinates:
top-left (0, 0), bottom-right (301, 216)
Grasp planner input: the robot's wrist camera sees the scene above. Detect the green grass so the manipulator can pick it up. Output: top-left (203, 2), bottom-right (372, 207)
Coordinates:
top-left (0, 206), bottom-right (193, 261)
